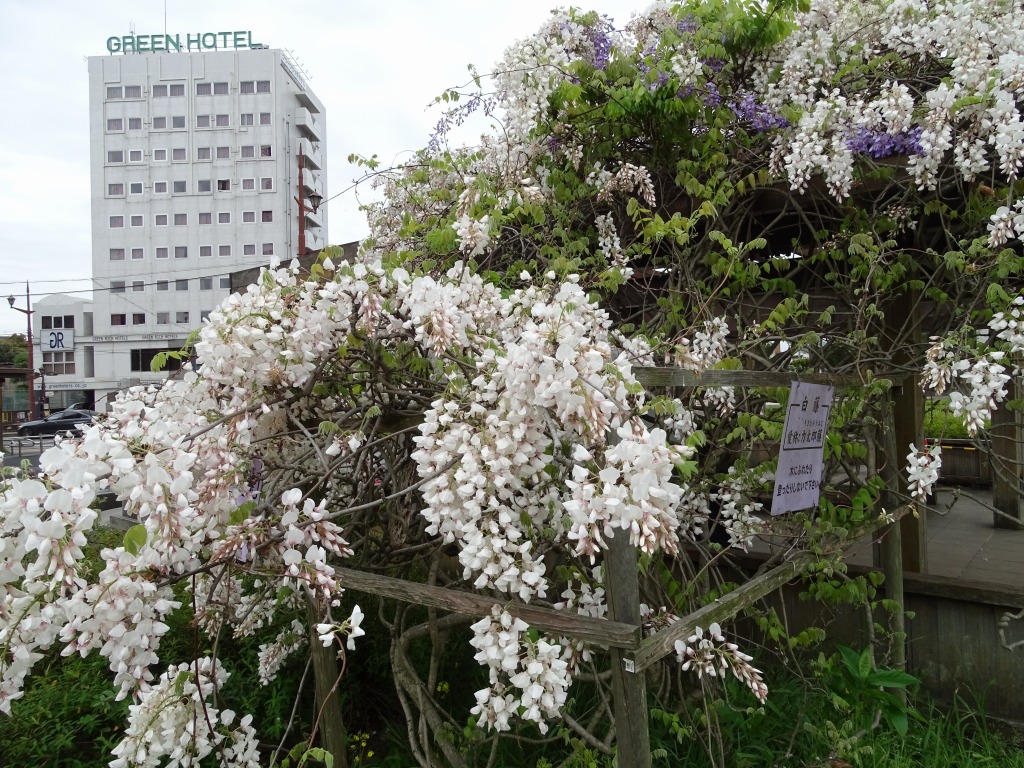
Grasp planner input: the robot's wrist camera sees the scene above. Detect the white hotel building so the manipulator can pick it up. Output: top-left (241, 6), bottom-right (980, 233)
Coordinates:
top-left (35, 36), bottom-right (327, 411)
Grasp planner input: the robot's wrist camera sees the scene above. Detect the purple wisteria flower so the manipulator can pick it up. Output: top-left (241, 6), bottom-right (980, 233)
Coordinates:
top-left (588, 16), bottom-right (614, 70)
top-left (730, 92), bottom-right (790, 131)
top-left (678, 15), bottom-right (698, 34)
top-left (846, 126), bottom-right (924, 158)
top-left (702, 82), bottom-right (722, 108)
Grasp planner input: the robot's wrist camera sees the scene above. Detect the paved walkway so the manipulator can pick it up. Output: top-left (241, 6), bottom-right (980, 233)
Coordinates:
top-left (844, 487), bottom-right (1024, 591)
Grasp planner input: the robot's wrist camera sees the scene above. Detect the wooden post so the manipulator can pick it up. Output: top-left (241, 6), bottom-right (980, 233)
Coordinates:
top-left (991, 377), bottom-right (1024, 530)
top-left (879, 402), bottom-right (908, 692)
top-left (306, 596), bottom-right (349, 768)
top-left (893, 372), bottom-right (927, 571)
top-left (604, 531), bottom-right (651, 768)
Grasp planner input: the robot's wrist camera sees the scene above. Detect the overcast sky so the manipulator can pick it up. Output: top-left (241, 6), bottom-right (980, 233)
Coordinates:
top-left (0, 0), bottom-right (639, 336)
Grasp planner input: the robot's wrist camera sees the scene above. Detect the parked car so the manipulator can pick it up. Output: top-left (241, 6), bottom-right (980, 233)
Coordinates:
top-left (17, 409), bottom-right (97, 437)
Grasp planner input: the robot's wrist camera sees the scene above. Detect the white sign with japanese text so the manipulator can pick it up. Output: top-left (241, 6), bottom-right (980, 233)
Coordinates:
top-left (772, 381), bottom-right (833, 515)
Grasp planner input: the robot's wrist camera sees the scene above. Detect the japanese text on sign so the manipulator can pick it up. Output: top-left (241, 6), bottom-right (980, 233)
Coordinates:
top-left (772, 381), bottom-right (833, 515)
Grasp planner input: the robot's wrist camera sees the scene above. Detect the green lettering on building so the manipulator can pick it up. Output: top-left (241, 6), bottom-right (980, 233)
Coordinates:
top-left (106, 31), bottom-right (263, 54)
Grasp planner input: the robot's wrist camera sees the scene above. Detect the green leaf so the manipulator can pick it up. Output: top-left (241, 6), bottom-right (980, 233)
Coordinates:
top-left (231, 500), bottom-right (257, 525)
top-left (886, 708), bottom-right (909, 736)
top-left (867, 669), bottom-right (919, 688)
top-left (173, 670), bottom-right (190, 696)
top-left (857, 646), bottom-right (873, 681)
top-left (123, 524), bottom-right (147, 555)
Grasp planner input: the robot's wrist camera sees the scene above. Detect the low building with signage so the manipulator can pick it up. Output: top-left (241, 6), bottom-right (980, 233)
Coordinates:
top-left (31, 294), bottom-right (94, 411)
top-left (34, 32), bottom-right (328, 409)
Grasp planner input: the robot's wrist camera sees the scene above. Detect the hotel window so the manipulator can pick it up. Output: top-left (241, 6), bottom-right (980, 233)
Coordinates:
top-left (260, 112), bottom-right (271, 125)
top-left (242, 211), bottom-right (255, 223)
top-left (128, 117), bottom-right (142, 130)
top-left (199, 212), bottom-right (212, 224)
top-left (110, 281), bottom-right (125, 294)
top-left (132, 281), bottom-right (145, 292)
top-left (108, 183), bottom-right (124, 196)
top-left (214, 82), bottom-right (229, 95)
top-left (219, 245), bottom-right (231, 256)
top-left (196, 82), bottom-right (212, 96)
top-left (153, 116), bottom-right (167, 129)
top-left (42, 351), bottom-right (75, 376)
top-left (240, 113), bottom-right (254, 126)
top-left (42, 315), bottom-right (74, 330)
top-left (152, 84), bottom-right (168, 97)
top-left (156, 247), bottom-right (169, 259)
top-left (153, 149), bottom-right (167, 162)
top-left (154, 181), bottom-right (168, 193)
top-left (218, 212), bottom-right (231, 224)
top-left (106, 118), bottom-right (123, 132)
top-left (155, 214), bottom-right (168, 226)
top-left (262, 243), bottom-right (274, 255)
top-left (220, 277), bottom-right (231, 289)
top-left (169, 83), bottom-right (185, 97)
top-left (173, 180), bottom-right (186, 193)
top-left (131, 247), bottom-right (144, 260)
top-left (172, 148), bottom-right (186, 161)
top-left (157, 280), bottom-right (169, 291)
top-left (109, 248), bottom-right (125, 260)
top-left (260, 145), bottom-right (272, 157)
top-left (129, 182), bottom-right (143, 195)
top-left (107, 150), bottom-right (124, 163)
top-left (124, 85), bottom-right (142, 98)
top-left (197, 147), bottom-right (211, 160)
top-left (200, 277), bottom-right (214, 290)
top-left (130, 215), bottom-right (144, 227)
top-left (217, 146), bottom-right (230, 159)
top-left (217, 179), bottom-right (231, 192)
top-left (262, 210), bottom-right (273, 222)
top-left (243, 243), bottom-right (256, 255)
top-left (201, 310), bottom-right (212, 322)
top-left (176, 311), bottom-right (190, 324)
top-left (128, 150), bottom-right (143, 163)
top-left (174, 246), bottom-right (188, 259)
top-left (240, 81), bottom-right (255, 94)
top-left (196, 115), bottom-right (211, 128)
top-left (242, 178), bottom-right (255, 190)
top-left (106, 86), bottom-right (122, 99)
top-left (241, 145), bottom-right (255, 159)
top-left (176, 279), bottom-right (189, 291)
top-left (200, 245), bottom-right (212, 257)
top-left (133, 313), bottom-right (146, 325)
top-left (198, 179), bottom-right (212, 193)
top-left (260, 177), bottom-right (274, 190)
top-left (110, 314), bottom-right (127, 326)
top-left (172, 115), bottom-right (185, 129)
top-left (215, 114), bottom-right (229, 127)
top-left (256, 80), bottom-right (270, 93)
top-left (157, 312), bottom-right (170, 324)
top-left (174, 213), bottom-right (187, 225)
top-left (109, 215), bottom-right (124, 228)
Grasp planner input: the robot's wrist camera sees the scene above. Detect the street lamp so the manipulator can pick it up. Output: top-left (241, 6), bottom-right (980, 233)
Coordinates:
top-left (7, 283), bottom-right (36, 419)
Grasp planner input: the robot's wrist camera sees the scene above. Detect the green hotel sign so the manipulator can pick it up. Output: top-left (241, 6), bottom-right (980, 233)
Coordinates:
top-left (106, 31), bottom-right (264, 54)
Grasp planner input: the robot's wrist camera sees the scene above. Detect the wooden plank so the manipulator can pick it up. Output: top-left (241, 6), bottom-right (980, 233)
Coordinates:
top-left (634, 368), bottom-right (889, 390)
top-left (633, 552), bottom-right (814, 672)
top-left (604, 532), bottom-right (651, 768)
top-left (334, 566), bottom-right (642, 650)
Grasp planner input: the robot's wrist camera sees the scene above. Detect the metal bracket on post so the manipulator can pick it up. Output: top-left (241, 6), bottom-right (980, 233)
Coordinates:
top-left (622, 657), bottom-right (636, 673)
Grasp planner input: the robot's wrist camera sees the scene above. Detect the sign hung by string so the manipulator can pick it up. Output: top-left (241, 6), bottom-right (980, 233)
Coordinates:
top-left (772, 381), bottom-right (833, 515)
